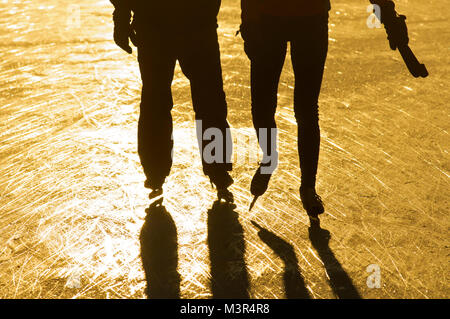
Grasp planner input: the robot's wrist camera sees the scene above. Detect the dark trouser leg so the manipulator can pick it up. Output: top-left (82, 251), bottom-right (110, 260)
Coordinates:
top-left (178, 27), bottom-right (232, 181)
top-left (244, 30), bottom-right (287, 172)
top-left (137, 33), bottom-right (176, 189)
top-left (290, 15), bottom-right (329, 188)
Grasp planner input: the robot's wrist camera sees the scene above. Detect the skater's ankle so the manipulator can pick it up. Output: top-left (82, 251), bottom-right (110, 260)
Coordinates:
top-left (144, 177), bottom-right (165, 190)
top-left (300, 184), bottom-right (316, 192)
top-left (208, 171), bottom-right (233, 190)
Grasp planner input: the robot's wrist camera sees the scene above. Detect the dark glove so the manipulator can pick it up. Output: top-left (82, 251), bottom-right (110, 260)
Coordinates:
top-left (113, 10), bottom-right (137, 54)
top-left (384, 14), bottom-right (409, 50)
top-left (378, 1), bottom-right (409, 50)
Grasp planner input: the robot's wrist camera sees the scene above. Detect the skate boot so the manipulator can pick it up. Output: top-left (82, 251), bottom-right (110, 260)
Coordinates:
top-left (300, 186), bottom-right (324, 217)
top-left (249, 163), bottom-right (274, 210)
top-left (144, 178), bottom-right (165, 200)
top-left (209, 171), bottom-right (234, 203)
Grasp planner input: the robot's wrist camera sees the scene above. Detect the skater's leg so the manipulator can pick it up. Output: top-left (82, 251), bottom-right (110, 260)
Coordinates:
top-left (290, 15), bottom-right (328, 189)
top-left (242, 21), bottom-right (287, 202)
top-left (178, 27), bottom-right (233, 192)
top-left (246, 31), bottom-right (286, 171)
top-left (137, 31), bottom-right (177, 190)
top-left (290, 15), bottom-right (328, 215)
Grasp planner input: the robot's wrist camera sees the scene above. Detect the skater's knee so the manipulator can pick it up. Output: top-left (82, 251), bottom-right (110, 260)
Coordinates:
top-left (195, 106), bottom-right (228, 126)
top-left (294, 103), bottom-right (320, 125)
top-left (251, 109), bottom-right (276, 129)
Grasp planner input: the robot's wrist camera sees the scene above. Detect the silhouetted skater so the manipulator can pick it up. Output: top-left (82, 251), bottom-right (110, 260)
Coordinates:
top-left (241, 0), bottom-right (331, 215)
top-left (241, 0), bottom-right (420, 215)
top-left (110, 1), bottom-right (234, 202)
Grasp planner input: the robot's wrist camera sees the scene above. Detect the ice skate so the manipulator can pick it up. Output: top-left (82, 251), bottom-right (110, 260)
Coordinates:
top-left (148, 187), bottom-right (163, 200)
top-left (249, 164), bottom-right (273, 211)
top-left (300, 186), bottom-right (324, 217)
top-left (209, 171), bottom-right (234, 204)
top-left (145, 179), bottom-right (165, 200)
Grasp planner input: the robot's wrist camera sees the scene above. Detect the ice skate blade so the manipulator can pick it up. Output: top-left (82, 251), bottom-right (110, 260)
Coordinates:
top-left (249, 196), bottom-right (258, 211)
top-left (149, 188), bottom-right (163, 200)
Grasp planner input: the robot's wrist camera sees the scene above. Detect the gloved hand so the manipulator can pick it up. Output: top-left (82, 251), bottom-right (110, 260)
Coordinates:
top-left (113, 11), bottom-right (137, 54)
top-left (378, 1), bottom-right (409, 50)
top-left (384, 14), bottom-right (409, 50)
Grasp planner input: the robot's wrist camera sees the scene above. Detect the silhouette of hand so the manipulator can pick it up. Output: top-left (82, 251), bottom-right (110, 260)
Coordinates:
top-left (384, 14), bottom-right (409, 50)
top-left (113, 22), bottom-right (137, 54)
top-left (378, 1), bottom-right (409, 50)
